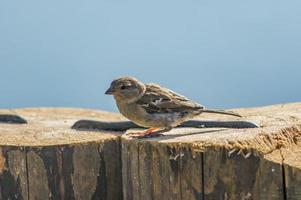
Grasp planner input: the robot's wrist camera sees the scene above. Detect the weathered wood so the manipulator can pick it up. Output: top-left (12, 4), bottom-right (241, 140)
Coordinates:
top-left (121, 137), bottom-right (205, 200)
top-left (122, 102), bottom-right (301, 200)
top-left (24, 142), bottom-right (122, 200)
top-left (121, 139), bottom-right (139, 200)
top-left (179, 144), bottom-right (203, 200)
top-left (1, 103), bottom-right (301, 200)
top-left (281, 145), bottom-right (301, 200)
top-left (0, 147), bottom-right (28, 200)
top-left (203, 148), bottom-right (284, 200)
top-left (120, 137), bottom-right (286, 200)
top-left (122, 139), bottom-right (183, 200)
top-left (0, 108), bottom-right (123, 200)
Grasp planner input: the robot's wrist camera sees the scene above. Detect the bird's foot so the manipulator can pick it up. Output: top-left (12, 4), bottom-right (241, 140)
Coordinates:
top-left (127, 128), bottom-right (163, 138)
top-left (133, 131), bottom-right (164, 138)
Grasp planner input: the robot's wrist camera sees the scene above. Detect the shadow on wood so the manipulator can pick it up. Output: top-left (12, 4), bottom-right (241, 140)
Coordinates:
top-left (72, 119), bottom-right (258, 131)
top-left (0, 114), bottom-right (27, 124)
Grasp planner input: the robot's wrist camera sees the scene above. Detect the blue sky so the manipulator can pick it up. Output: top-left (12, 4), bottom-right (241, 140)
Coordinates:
top-left (1, 0), bottom-right (300, 112)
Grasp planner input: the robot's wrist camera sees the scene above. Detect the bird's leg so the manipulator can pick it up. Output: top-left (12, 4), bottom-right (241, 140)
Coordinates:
top-left (140, 127), bottom-right (161, 135)
top-left (130, 127), bottom-right (173, 138)
top-left (127, 127), bottom-right (161, 137)
top-left (128, 128), bottom-right (170, 138)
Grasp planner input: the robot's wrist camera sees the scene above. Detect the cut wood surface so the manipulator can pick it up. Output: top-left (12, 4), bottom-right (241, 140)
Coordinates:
top-left (0, 103), bottom-right (301, 200)
top-left (0, 108), bottom-right (124, 200)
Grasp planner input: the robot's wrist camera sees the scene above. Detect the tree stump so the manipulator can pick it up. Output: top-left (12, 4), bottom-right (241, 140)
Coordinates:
top-left (121, 102), bottom-right (301, 200)
top-left (0, 108), bottom-right (124, 200)
top-left (1, 103), bottom-right (301, 200)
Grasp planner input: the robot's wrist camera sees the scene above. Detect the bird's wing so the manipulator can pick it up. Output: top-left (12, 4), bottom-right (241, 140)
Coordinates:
top-left (136, 83), bottom-right (203, 114)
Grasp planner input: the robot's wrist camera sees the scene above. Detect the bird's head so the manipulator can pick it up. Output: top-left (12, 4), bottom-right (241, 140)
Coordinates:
top-left (105, 76), bottom-right (146, 103)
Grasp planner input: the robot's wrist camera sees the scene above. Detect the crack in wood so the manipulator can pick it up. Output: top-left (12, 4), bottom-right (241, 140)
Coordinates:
top-left (25, 148), bottom-right (30, 200)
top-left (179, 145), bottom-right (183, 200)
top-left (201, 152), bottom-right (205, 200)
top-left (56, 148), bottom-right (65, 199)
top-left (279, 149), bottom-right (288, 200)
top-left (137, 141), bottom-right (141, 200)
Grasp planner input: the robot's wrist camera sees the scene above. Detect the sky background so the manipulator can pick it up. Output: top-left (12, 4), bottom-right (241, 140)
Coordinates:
top-left (0, 0), bottom-right (300, 112)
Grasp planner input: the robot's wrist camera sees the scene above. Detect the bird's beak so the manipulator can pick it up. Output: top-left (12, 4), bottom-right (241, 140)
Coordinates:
top-left (105, 87), bottom-right (114, 95)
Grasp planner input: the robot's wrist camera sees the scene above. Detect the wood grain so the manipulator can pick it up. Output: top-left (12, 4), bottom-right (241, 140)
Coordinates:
top-left (0, 103), bottom-right (301, 200)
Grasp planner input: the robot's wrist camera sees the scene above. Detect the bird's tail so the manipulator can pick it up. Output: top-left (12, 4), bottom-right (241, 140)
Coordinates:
top-left (200, 108), bottom-right (242, 117)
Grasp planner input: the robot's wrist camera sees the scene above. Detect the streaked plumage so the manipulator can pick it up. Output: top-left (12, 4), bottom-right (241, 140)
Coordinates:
top-left (105, 76), bottom-right (241, 137)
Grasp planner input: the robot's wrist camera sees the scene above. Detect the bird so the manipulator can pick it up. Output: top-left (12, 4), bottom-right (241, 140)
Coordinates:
top-left (105, 76), bottom-right (241, 137)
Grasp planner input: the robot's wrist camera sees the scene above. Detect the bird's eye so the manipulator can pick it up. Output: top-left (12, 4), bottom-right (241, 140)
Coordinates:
top-left (120, 85), bottom-right (126, 90)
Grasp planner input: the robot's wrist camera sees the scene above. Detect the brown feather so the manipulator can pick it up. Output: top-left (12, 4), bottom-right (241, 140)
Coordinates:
top-left (136, 84), bottom-right (203, 114)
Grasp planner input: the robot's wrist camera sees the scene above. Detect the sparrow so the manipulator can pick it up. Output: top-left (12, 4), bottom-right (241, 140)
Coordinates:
top-left (105, 76), bottom-right (241, 137)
